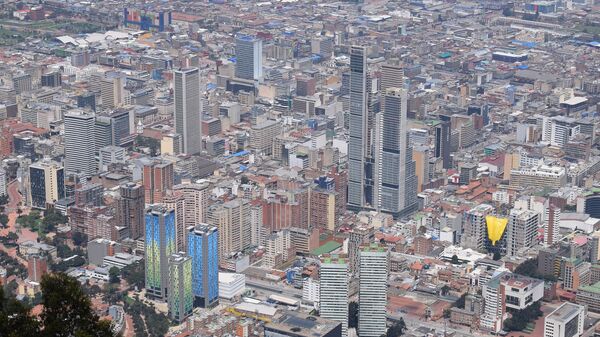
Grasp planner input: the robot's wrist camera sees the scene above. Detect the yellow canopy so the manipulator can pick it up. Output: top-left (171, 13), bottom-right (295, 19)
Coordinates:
top-left (486, 215), bottom-right (508, 245)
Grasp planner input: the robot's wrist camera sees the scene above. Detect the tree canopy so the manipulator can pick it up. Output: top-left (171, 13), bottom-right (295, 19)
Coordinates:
top-left (1, 272), bottom-right (115, 337)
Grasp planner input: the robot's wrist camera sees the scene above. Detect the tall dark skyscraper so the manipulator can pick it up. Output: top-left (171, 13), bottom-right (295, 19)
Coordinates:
top-left (347, 45), bottom-right (378, 211)
top-left (435, 114), bottom-right (452, 169)
top-left (235, 35), bottom-right (263, 81)
top-left (374, 88), bottom-right (418, 218)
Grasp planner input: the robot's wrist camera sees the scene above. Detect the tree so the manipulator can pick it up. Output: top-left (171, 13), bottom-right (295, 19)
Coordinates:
top-left (121, 261), bottom-right (145, 290)
top-left (0, 286), bottom-right (39, 337)
top-left (348, 301), bottom-right (358, 328)
top-left (0, 214), bottom-right (9, 227)
top-left (0, 273), bottom-right (114, 337)
top-left (72, 231), bottom-right (88, 246)
top-left (441, 285), bottom-right (451, 296)
top-left (40, 273), bottom-right (114, 337)
top-left (387, 318), bottom-right (406, 337)
top-left (451, 254), bottom-right (459, 264)
top-left (109, 267), bottom-right (120, 284)
top-left (493, 251), bottom-right (501, 261)
top-left (0, 194), bottom-right (9, 206)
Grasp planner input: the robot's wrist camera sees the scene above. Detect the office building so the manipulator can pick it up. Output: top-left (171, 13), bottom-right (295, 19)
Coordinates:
top-left (141, 157), bottom-right (174, 204)
top-left (99, 145), bottom-right (126, 172)
top-left (347, 45), bottom-right (378, 211)
top-left (348, 225), bottom-right (374, 276)
top-left (374, 88), bottom-right (418, 218)
top-left (235, 35), bottom-right (263, 81)
top-left (163, 192), bottom-right (186, 252)
top-left (187, 224), bottom-right (219, 308)
top-left (544, 303), bottom-right (585, 337)
top-left (510, 165), bottom-right (567, 189)
top-left (123, 8), bottom-right (172, 32)
top-left (206, 199), bottom-right (251, 259)
top-left (174, 68), bottom-right (202, 155)
top-left (249, 119), bottom-right (281, 156)
top-left (100, 74), bottom-right (125, 112)
top-left (585, 190), bottom-right (600, 218)
top-left (435, 119), bottom-right (452, 169)
top-left (29, 159), bottom-right (65, 210)
top-left (168, 252), bottom-right (193, 323)
top-left (545, 205), bottom-right (560, 247)
top-left (319, 255), bottom-right (348, 337)
top-left (144, 206), bottom-right (176, 300)
top-left (506, 209), bottom-right (539, 256)
top-left (563, 258), bottom-right (591, 292)
top-left (358, 244), bottom-right (388, 337)
top-left (117, 183), bottom-right (145, 239)
top-left (64, 111), bottom-right (96, 177)
top-left (41, 71), bottom-right (61, 87)
top-left (174, 182), bottom-right (209, 229)
top-left (576, 282), bottom-right (600, 313)
top-left (12, 73), bottom-right (32, 94)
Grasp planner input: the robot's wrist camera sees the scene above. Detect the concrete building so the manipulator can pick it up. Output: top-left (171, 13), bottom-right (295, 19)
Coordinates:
top-left (507, 208), bottom-right (540, 256)
top-left (510, 165), bottom-right (567, 189)
top-left (206, 199), bottom-right (251, 259)
top-left (117, 183), bottom-right (145, 240)
top-left (249, 119), bottom-right (281, 156)
top-left (358, 244), bottom-right (388, 337)
top-left (544, 303), bottom-right (585, 337)
top-left (174, 68), bottom-right (202, 155)
top-left (264, 312), bottom-right (342, 337)
top-left (218, 272), bottom-right (245, 300)
top-left (319, 254), bottom-right (348, 337)
top-left (461, 204), bottom-right (495, 251)
top-left (141, 157), bottom-right (174, 204)
top-left (545, 205), bottom-right (560, 247)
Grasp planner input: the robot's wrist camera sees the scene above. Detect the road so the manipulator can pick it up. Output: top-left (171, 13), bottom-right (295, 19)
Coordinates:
top-left (1, 179), bottom-right (37, 245)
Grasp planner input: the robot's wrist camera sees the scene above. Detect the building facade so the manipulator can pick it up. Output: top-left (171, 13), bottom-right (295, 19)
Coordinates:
top-left (145, 206), bottom-right (176, 300)
top-left (187, 224), bottom-right (219, 308)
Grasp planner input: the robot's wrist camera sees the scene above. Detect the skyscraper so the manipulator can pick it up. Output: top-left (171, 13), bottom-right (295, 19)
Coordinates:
top-left (117, 182), bottom-right (145, 239)
top-left (358, 244), bottom-right (389, 337)
top-left (545, 205), bottom-right (560, 247)
top-left (64, 111), bottom-right (96, 177)
top-left (235, 35), bottom-right (263, 81)
top-left (319, 254), bottom-right (348, 337)
top-left (187, 224), bottom-right (219, 308)
top-left (145, 206), bottom-right (176, 300)
top-left (29, 159), bottom-right (65, 209)
top-left (206, 199), bottom-right (251, 259)
top-left (168, 252), bottom-right (193, 323)
top-left (174, 68), bottom-right (202, 155)
top-left (435, 117), bottom-right (452, 169)
top-left (348, 45), bottom-right (378, 211)
top-left (374, 88), bottom-right (418, 218)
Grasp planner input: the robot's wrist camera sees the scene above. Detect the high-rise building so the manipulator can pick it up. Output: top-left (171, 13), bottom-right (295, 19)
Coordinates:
top-left (348, 225), bottom-right (374, 276)
top-left (29, 159), bottom-right (65, 210)
top-left (585, 191), bottom-right (600, 218)
top-left (545, 205), bottom-right (560, 247)
top-left (187, 224), bottom-right (219, 308)
top-left (117, 183), bottom-right (145, 239)
top-left (174, 68), bottom-right (202, 155)
top-left (168, 252), bottom-right (193, 323)
top-left (358, 244), bottom-right (389, 337)
top-left (144, 206), bottom-right (176, 300)
top-left (319, 254), bottom-right (349, 337)
top-left (64, 111), bottom-right (96, 177)
top-left (506, 209), bottom-right (539, 256)
top-left (347, 45), bottom-right (378, 211)
top-left (163, 192), bottom-right (186, 252)
top-left (41, 71), bottom-right (61, 87)
top-left (434, 119), bottom-right (452, 169)
top-left (462, 204), bottom-right (495, 250)
top-left (544, 303), bottom-right (585, 337)
top-left (235, 35), bottom-right (263, 81)
top-left (374, 88), bottom-right (418, 218)
top-left (141, 158), bottom-right (174, 204)
top-left (206, 199), bottom-right (251, 259)
top-left (174, 182), bottom-right (209, 229)
top-left (100, 74), bottom-right (125, 112)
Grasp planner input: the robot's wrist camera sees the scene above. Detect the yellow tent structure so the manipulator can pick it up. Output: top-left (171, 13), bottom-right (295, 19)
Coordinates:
top-left (486, 216), bottom-right (508, 245)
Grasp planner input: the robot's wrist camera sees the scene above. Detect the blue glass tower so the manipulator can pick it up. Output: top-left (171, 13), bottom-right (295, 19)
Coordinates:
top-left (145, 206), bottom-right (176, 300)
top-left (187, 224), bottom-right (219, 308)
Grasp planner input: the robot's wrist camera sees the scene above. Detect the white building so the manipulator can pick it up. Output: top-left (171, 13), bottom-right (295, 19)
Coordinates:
top-left (544, 303), bottom-right (585, 337)
top-left (319, 255), bottom-right (348, 337)
top-left (218, 272), bottom-right (245, 300)
top-left (302, 275), bottom-right (320, 308)
top-left (358, 244), bottom-right (389, 337)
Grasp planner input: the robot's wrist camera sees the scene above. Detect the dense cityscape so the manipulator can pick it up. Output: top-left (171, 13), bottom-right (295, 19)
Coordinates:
top-left (1, 0), bottom-right (600, 337)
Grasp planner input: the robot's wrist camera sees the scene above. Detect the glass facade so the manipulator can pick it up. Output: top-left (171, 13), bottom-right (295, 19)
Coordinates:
top-left (145, 207), bottom-right (176, 299)
top-left (187, 224), bottom-right (219, 307)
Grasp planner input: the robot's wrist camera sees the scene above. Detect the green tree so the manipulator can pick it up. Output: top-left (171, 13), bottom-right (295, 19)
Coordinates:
top-left (121, 261), bottom-right (145, 290)
top-left (0, 286), bottom-right (40, 337)
top-left (40, 273), bottom-right (114, 337)
top-left (109, 267), bottom-right (120, 284)
top-left (72, 231), bottom-right (88, 246)
top-left (451, 254), bottom-right (459, 264)
top-left (0, 194), bottom-right (9, 205)
top-left (441, 285), bottom-right (451, 296)
top-left (348, 301), bottom-right (358, 328)
top-left (0, 214), bottom-right (9, 227)
top-left (387, 318), bottom-right (406, 337)
top-left (493, 251), bottom-right (501, 261)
